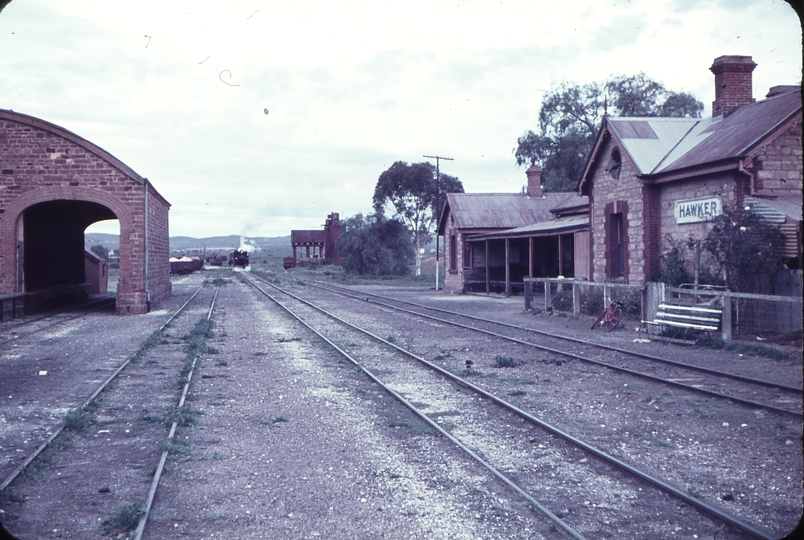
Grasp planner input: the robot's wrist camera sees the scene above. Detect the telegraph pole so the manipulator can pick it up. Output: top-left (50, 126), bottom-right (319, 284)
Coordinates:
top-left (424, 154), bottom-right (453, 291)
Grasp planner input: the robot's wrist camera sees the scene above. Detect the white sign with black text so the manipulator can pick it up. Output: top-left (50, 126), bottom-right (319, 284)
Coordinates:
top-left (674, 196), bottom-right (722, 224)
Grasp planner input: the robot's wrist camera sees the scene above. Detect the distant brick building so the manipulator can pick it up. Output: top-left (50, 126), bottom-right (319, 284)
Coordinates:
top-left (290, 212), bottom-right (342, 265)
top-left (0, 109), bottom-right (171, 313)
top-left (578, 55), bottom-right (802, 284)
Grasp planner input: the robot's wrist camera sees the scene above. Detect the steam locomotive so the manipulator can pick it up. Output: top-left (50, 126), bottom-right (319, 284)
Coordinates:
top-left (229, 249), bottom-right (250, 270)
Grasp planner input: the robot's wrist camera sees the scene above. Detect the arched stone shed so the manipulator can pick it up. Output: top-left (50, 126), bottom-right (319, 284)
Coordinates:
top-left (0, 109), bottom-right (171, 314)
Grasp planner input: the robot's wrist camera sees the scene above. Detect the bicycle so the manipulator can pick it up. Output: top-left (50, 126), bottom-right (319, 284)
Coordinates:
top-left (592, 301), bottom-right (622, 332)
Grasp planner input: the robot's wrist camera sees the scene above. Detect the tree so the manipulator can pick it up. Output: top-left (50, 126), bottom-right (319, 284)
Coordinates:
top-left (372, 161), bottom-right (464, 276)
top-left (515, 73), bottom-right (704, 192)
top-left (336, 213), bottom-right (414, 276)
top-left (701, 204), bottom-right (785, 292)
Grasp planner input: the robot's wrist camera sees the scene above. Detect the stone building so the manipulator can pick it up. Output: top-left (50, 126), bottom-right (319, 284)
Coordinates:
top-left (0, 109), bottom-right (171, 314)
top-left (578, 55), bottom-right (802, 284)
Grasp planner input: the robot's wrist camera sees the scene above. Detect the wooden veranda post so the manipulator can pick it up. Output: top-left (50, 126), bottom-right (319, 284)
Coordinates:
top-left (505, 238), bottom-right (511, 297)
top-left (485, 240), bottom-right (490, 294)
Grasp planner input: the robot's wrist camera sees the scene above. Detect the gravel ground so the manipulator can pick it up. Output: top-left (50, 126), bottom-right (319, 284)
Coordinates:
top-left (0, 269), bottom-right (801, 539)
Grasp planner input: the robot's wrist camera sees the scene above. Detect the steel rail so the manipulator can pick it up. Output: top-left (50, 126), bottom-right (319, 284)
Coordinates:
top-left (248, 274), bottom-right (774, 540)
top-left (134, 285), bottom-right (219, 540)
top-left (242, 274), bottom-right (586, 540)
top-left (0, 286), bottom-right (205, 492)
top-left (0, 294), bottom-right (116, 333)
top-left (308, 279), bottom-right (802, 394)
top-left (0, 297), bottom-right (118, 348)
top-left (301, 280), bottom-right (802, 418)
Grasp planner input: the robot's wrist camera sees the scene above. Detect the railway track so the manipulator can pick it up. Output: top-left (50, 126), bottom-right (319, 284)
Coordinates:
top-left (0, 286), bottom-right (206, 492)
top-left (243, 273), bottom-right (776, 540)
top-left (297, 279), bottom-right (802, 419)
top-left (0, 282), bottom-right (225, 540)
top-left (0, 295), bottom-right (118, 348)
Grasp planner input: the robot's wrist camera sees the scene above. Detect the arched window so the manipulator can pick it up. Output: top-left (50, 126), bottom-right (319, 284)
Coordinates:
top-left (606, 148), bottom-right (622, 180)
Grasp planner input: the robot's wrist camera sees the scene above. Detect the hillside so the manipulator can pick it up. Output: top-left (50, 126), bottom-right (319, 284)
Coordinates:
top-left (83, 234), bottom-right (292, 257)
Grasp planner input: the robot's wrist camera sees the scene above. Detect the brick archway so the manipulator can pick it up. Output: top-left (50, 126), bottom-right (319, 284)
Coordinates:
top-left (0, 187), bottom-right (136, 305)
top-left (0, 109), bottom-right (171, 314)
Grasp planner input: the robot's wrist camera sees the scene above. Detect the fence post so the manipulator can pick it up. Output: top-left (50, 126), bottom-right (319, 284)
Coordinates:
top-left (544, 279), bottom-right (552, 312)
top-left (573, 282), bottom-right (581, 317)
top-left (603, 286), bottom-right (611, 309)
top-left (721, 293), bottom-right (732, 342)
top-left (524, 279), bottom-right (532, 311)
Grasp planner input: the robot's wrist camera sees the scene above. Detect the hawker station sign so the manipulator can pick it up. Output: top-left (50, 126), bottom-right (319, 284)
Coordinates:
top-left (674, 196), bottom-right (722, 224)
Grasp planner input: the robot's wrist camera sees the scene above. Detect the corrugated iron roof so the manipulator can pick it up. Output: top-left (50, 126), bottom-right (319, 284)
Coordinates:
top-left (468, 215), bottom-right (589, 241)
top-left (604, 88), bottom-right (802, 177)
top-left (661, 89), bottom-right (801, 173)
top-left (442, 192), bottom-right (586, 231)
top-left (291, 230), bottom-right (326, 243)
top-left (745, 194), bottom-right (802, 222)
top-left (607, 117), bottom-right (699, 174)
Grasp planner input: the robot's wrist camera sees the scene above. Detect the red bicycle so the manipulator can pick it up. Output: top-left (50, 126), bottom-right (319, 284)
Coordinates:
top-left (592, 301), bottom-right (622, 332)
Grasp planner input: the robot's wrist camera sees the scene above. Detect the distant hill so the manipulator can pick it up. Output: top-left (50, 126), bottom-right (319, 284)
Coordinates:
top-left (84, 233), bottom-right (292, 257)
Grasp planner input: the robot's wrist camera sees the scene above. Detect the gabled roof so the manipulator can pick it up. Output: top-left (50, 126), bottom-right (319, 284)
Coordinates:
top-left (580, 87), bottom-right (802, 191)
top-left (437, 192), bottom-right (587, 234)
top-left (0, 108), bottom-right (146, 185)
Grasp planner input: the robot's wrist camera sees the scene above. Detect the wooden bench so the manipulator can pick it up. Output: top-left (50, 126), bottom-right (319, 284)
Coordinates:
top-left (641, 302), bottom-right (723, 341)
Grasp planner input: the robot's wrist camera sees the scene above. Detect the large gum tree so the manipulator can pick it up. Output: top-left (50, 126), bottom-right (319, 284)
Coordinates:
top-left (514, 73), bottom-right (704, 192)
top-left (373, 161), bottom-right (463, 276)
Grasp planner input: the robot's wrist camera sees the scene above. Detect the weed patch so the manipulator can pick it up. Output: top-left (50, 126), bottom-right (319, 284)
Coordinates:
top-left (198, 451), bottom-right (228, 461)
top-left (167, 405), bottom-right (202, 427)
top-left (184, 318), bottom-right (214, 359)
top-left (101, 504), bottom-right (144, 536)
top-left (695, 338), bottom-right (789, 360)
top-left (0, 489), bottom-right (26, 504)
top-left (63, 409), bottom-right (94, 432)
top-left (493, 355), bottom-right (517, 368)
top-left (132, 330), bottom-right (168, 363)
top-left (165, 438), bottom-right (196, 461)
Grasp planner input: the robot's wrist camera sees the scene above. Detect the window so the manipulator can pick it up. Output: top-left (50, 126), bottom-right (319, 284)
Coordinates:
top-left (449, 234), bottom-right (457, 272)
top-left (606, 148), bottom-right (621, 180)
top-left (611, 213), bottom-right (624, 277)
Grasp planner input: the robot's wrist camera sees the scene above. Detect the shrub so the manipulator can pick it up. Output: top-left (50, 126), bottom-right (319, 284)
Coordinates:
top-left (336, 213), bottom-right (414, 276)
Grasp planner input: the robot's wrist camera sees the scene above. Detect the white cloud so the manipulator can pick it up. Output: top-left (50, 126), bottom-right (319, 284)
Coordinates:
top-left (1, 0), bottom-right (800, 237)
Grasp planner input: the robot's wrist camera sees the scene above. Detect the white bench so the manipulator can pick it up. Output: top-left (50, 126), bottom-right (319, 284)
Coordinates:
top-left (642, 302), bottom-right (723, 341)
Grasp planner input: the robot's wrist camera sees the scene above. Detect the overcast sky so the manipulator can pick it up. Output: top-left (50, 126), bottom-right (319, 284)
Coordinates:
top-left (1, 0), bottom-right (801, 238)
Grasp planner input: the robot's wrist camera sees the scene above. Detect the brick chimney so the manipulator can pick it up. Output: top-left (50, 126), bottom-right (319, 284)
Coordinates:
top-left (525, 165), bottom-right (543, 197)
top-left (710, 55), bottom-right (756, 116)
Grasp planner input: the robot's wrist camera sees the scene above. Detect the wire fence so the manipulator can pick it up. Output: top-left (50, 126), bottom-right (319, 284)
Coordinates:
top-left (524, 277), bottom-right (803, 341)
top-left (667, 285), bottom-right (802, 340)
top-left (524, 278), bottom-right (645, 321)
